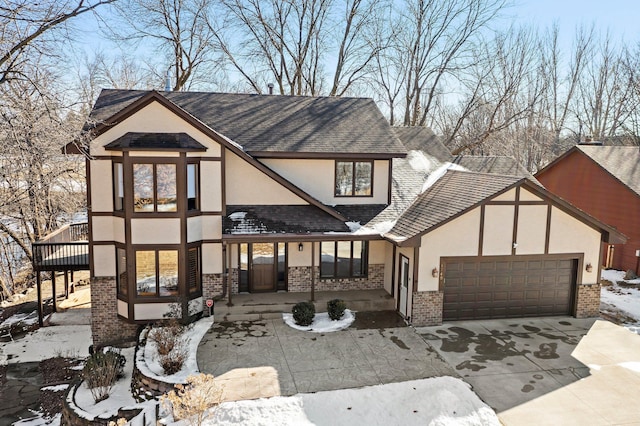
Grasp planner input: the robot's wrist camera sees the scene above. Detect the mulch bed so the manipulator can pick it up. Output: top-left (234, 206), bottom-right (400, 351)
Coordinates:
top-left (39, 357), bottom-right (84, 418)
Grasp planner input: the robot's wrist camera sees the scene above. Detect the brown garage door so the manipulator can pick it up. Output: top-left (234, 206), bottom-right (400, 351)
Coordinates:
top-left (442, 257), bottom-right (577, 321)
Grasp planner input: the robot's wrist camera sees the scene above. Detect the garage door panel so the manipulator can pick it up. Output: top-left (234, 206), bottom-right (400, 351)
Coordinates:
top-left (443, 256), bottom-right (576, 321)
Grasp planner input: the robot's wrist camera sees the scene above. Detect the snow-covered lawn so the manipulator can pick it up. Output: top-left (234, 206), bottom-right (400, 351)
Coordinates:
top-left (601, 269), bottom-right (640, 334)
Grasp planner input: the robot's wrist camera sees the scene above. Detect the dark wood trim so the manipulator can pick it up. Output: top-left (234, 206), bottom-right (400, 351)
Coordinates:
top-left (221, 147), bottom-right (226, 216)
top-left (248, 151), bottom-right (405, 160)
top-left (222, 234), bottom-right (383, 243)
top-left (545, 204), bottom-right (552, 254)
top-left (387, 160), bottom-right (393, 205)
top-left (486, 200), bottom-right (546, 206)
top-left (197, 156), bottom-right (223, 161)
top-left (179, 153), bottom-right (188, 315)
top-left (193, 211), bottom-right (223, 216)
top-left (511, 187), bottom-right (520, 256)
top-left (396, 253), bottom-right (409, 312)
top-left (106, 147), bottom-right (206, 153)
top-left (333, 160), bottom-right (374, 198)
top-left (199, 239), bottom-right (224, 244)
top-left (412, 246), bottom-right (420, 319)
top-left (390, 244), bottom-right (396, 297)
top-left (86, 158), bottom-right (95, 280)
top-left (478, 205), bottom-right (485, 256)
top-left (91, 155), bottom-right (124, 160)
top-left (311, 241), bottom-right (316, 301)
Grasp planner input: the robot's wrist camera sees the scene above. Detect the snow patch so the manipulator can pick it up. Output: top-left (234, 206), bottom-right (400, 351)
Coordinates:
top-left (618, 362), bottom-right (640, 373)
top-left (283, 310), bottom-right (355, 333)
top-left (345, 221), bottom-right (361, 232)
top-left (355, 219), bottom-right (397, 236)
top-left (229, 212), bottom-right (247, 221)
top-left (0, 310), bottom-right (38, 328)
top-left (421, 162), bottom-right (467, 193)
top-left (41, 384), bottom-right (70, 392)
top-left (407, 150), bottom-right (436, 172)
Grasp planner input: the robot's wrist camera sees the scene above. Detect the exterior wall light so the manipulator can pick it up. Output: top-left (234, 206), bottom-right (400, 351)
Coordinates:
top-left (432, 267), bottom-right (438, 278)
top-left (298, 243), bottom-right (304, 252)
top-left (586, 263), bottom-right (593, 273)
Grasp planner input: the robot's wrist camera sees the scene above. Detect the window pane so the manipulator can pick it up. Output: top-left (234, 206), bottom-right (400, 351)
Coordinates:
top-left (157, 164), bottom-right (177, 212)
top-left (114, 163), bottom-right (124, 211)
top-left (187, 163), bottom-right (199, 210)
top-left (117, 248), bottom-right (127, 296)
top-left (188, 247), bottom-right (200, 293)
top-left (158, 250), bottom-right (179, 296)
top-left (320, 242), bottom-right (335, 277)
top-left (335, 162), bottom-right (353, 196)
top-left (352, 241), bottom-right (363, 277)
top-left (354, 162), bottom-right (372, 196)
top-left (336, 241), bottom-right (351, 277)
top-left (136, 250), bottom-right (156, 296)
top-left (133, 164), bottom-right (154, 212)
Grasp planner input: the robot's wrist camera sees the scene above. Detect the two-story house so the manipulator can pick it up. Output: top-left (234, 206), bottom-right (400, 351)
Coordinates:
top-left (74, 90), bottom-right (625, 347)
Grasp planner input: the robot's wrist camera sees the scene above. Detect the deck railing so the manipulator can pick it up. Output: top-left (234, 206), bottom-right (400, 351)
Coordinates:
top-left (33, 223), bottom-right (89, 271)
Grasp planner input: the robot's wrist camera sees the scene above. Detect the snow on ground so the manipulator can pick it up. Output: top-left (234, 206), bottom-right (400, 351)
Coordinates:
top-left (0, 310), bottom-right (39, 328)
top-left (601, 269), bottom-right (640, 334)
top-left (171, 376), bottom-right (500, 426)
top-left (282, 310), bottom-right (355, 333)
top-left (0, 324), bottom-right (91, 364)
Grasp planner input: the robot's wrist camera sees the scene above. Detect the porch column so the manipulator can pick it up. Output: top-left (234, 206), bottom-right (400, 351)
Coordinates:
top-left (311, 241), bottom-right (315, 302)
top-left (64, 271), bottom-right (69, 298)
top-left (36, 271), bottom-right (43, 326)
top-left (51, 271), bottom-right (57, 313)
top-left (226, 242), bottom-right (233, 307)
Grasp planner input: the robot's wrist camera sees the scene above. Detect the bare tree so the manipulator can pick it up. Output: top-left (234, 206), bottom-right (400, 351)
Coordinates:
top-left (0, 0), bottom-right (116, 86)
top-left (110, 0), bottom-right (222, 91)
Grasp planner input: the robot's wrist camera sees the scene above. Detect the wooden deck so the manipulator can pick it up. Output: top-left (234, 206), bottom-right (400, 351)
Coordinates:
top-left (33, 223), bottom-right (89, 271)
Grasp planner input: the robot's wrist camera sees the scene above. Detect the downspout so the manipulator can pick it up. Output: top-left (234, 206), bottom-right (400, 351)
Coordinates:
top-left (311, 241), bottom-right (315, 302)
top-left (219, 242), bottom-right (228, 300)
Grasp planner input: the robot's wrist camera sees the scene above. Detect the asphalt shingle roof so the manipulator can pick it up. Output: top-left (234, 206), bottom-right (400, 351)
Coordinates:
top-left (89, 89), bottom-right (407, 157)
top-left (386, 170), bottom-right (521, 241)
top-left (577, 145), bottom-right (640, 197)
top-left (392, 127), bottom-right (452, 162)
top-left (104, 132), bottom-right (206, 150)
top-left (223, 205), bottom-right (349, 234)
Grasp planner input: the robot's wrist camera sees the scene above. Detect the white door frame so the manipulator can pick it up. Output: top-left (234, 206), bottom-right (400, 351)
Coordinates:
top-left (399, 254), bottom-right (409, 318)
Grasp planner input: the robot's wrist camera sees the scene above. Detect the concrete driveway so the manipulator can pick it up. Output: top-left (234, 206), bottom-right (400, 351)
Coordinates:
top-left (417, 317), bottom-right (640, 425)
top-left (197, 314), bottom-right (454, 401)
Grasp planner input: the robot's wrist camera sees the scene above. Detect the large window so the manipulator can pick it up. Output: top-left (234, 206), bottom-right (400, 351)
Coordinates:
top-left (320, 241), bottom-right (368, 278)
top-left (135, 249), bottom-right (179, 297)
top-left (335, 161), bottom-right (372, 196)
top-left (133, 163), bottom-right (177, 212)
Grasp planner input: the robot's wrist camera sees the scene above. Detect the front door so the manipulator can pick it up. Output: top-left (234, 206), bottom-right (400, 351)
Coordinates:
top-left (399, 255), bottom-right (409, 317)
top-left (251, 243), bottom-right (275, 292)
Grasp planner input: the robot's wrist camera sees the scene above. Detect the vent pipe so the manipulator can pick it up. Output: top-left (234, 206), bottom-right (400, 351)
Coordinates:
top-left (164, 70), bottom-right (172, 91)
top-left (267, 83), bottom-right (274, 95)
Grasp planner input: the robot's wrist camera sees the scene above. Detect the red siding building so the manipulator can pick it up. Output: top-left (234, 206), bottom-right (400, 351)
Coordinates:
top-left (536, 146), bottom-right (640, 274)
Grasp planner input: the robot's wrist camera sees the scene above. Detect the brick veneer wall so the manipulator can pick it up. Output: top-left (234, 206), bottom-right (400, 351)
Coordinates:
top-left (202, 273), bottom-right (223, 300)
top-left (287, 264), bottom-right (385, 292)
top-left (575, 283), bottom-right (601, 318)
top-left (91, 276), bottom-right (138, 348)
top-left (410, 291), bottom-right (444, 326)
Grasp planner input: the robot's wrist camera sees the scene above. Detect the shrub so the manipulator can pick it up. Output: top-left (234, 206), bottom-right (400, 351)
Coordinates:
top-left (292, 301), bottom-right (315, 326)
top-left (327, 299), bottom-right (347, 321)
top-left (82, 348), bottom-right (125, 403)
top-left (159, 343), bottom-right (188, 375)
top-left (162, 374), bottom-right (224, 426)
top-left (149, 320), bottom-right (184, 356)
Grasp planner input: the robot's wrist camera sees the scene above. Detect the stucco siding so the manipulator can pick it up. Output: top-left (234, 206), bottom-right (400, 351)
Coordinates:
top-left (90, 160), bottom-right (113, 212)
top-left (131, 219), bottom-right (181, 244)
top-left (92, 216), bottom-right (125, 243)
top-left (90, 101), bottom-right (222, 157)
top-left (225, 150), bottom-right (307, 205)
top-left (93, 244), bottom-right (116, 276)
top-left (520, 188), bottom-right (543, 202)
top-left (419, 208), bottom-right (481, 292)
top-left (202, 242), bottom-right (223, 274)
top-left (515, 205), bottom-right (547, 254)
top-left (261, 158), bottom-right (390, 205)
top-left (483, 205), bottom-right (514, 255)
top-left (549, 207), bottom-right (600, 284)
top-left (200, 161), bottom-right (222, 212)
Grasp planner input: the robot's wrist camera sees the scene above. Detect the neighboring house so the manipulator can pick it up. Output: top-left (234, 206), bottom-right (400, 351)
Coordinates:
top-left (536, 145), bottom-right (640, 273)
top-left (73, 90), bottom-right (625, 347)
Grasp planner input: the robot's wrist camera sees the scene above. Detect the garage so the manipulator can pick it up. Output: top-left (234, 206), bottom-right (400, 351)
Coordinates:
top-left (442, 256), bottom-right (578, 321)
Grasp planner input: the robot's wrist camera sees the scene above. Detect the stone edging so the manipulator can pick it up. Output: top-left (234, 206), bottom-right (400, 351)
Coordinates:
top-left (62, 379), bottom-right (141, 426)
top-left (131, 327), bottom-right (181, 402)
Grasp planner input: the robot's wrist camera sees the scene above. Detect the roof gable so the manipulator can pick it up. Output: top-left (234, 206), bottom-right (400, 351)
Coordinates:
top-left (88, 89), bottom-right (407, 158)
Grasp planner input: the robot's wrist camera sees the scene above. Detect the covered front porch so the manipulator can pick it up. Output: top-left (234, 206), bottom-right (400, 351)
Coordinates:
top-left (213, 289), bottom-right (396, 322)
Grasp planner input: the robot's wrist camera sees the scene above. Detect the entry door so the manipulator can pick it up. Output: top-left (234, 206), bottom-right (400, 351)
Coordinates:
top-left (251, 243), bottom-right (275, 292)
top-left (399, 255), bottom-right (409, 317)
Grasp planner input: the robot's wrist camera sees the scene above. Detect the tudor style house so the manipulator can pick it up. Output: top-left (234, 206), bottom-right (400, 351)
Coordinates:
top-left (76, 89), bottom-right (625, 347)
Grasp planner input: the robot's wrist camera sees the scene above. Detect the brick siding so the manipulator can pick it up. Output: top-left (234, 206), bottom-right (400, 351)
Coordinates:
top-left (410, 291), bottom-right (444, 326)
top-left (90, 276), bottom-right (138, 348)
top-left (287, 264), bottom-right (385, 292)
top-left (575, 283), bottom-right (601, 318)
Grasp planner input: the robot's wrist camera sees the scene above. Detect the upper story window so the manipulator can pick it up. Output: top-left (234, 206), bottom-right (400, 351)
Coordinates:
top-left (187, 163), bottom-right (199, 211)
top-left (320, 240), bottom-right (368, 279)
top-left (113, 162), bottom-right (124, 211)
top-left (133, 163), bottom-right (177, 212)
top-left (335, 161), bottom-right (372, 197)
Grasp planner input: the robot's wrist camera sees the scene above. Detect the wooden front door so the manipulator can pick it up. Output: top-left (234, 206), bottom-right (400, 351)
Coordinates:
top-left (399, 255), bottom-right (409, 318)
top-left (251, 243), bottom-right (275, 292)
